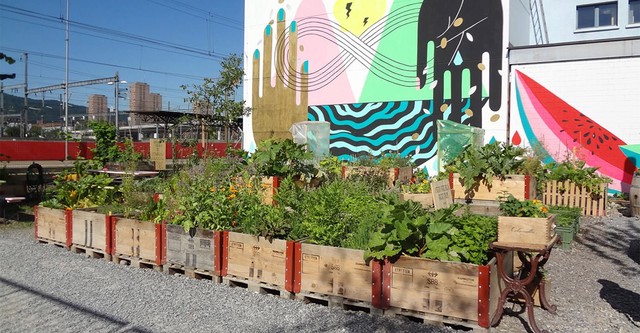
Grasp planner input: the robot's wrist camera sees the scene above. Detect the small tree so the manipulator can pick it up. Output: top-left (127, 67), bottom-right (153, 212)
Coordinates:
top-left (181, 54), bottom-right (251, 145)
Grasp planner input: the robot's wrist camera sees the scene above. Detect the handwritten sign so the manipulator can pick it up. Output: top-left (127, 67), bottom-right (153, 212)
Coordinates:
top-left (431, 179), bottom-right (453, 209)
top-left (149, 139), bottom-right (166, 170)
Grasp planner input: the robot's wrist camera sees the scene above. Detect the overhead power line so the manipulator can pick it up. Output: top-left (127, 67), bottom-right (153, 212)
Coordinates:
top-left (0, 4), bottom-right (235, 59)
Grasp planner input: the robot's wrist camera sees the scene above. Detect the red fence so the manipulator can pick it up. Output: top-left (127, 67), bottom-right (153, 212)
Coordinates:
top-left (0, 140), bottom-right (240, 161)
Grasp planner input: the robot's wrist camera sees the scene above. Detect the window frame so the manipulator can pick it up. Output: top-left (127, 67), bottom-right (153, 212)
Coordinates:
top-left (576, 2), bottom-right (619, 30)
top-left (630, 0), bottom-right (640, 24)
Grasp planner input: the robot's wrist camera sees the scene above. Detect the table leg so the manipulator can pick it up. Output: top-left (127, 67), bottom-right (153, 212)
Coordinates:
top-left (493, 250), bottom-right (552, 333)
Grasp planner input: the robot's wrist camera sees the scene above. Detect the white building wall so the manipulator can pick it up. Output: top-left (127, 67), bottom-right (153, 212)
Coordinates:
top-left (509, 38), bottom-right (640, 192)
top-left (543, 0), bottom-right (639, 43)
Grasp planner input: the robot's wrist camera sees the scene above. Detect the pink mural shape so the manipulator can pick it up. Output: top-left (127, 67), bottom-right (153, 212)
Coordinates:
top-left (287, 1), bottom-right (356, 105)
top-left (515, 70), bottom-right (634, 192)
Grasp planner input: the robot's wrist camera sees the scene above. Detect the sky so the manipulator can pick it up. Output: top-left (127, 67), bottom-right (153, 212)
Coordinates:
top-left (0, 0), bottom-right (244, 115)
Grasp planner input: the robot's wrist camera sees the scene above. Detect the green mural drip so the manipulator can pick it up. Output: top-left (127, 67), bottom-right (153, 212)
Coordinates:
top-left (443, 71), bottom-right (451, 100)
top-left (358, 0), bottom-right (430, 103)
top-left (461, 68), bottom-right (470, 99)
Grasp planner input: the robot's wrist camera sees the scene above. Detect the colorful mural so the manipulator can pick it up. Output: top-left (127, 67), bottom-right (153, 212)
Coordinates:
top-left (244, 0), bottom-right (510, 170)
top-left (513, 69), bottom-right (636, 193)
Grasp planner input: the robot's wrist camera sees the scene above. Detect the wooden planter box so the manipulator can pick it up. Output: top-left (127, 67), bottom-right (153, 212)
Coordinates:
top-left (450, 173), bottom-right (535, 201)
top-left (342, 166), bottom-right (413, 187)
top-left (399, 193), bottom-right (434, 208)
top-left (70, 209), bottom-right (112, 257)
top-left (163, 224), bottom-right (222, 276)
top-left (497, 215), bottom-right (556, 247)
top-left (261, 176), bottom-right (280, 205)
top-left (293, 243), bottom-right (384, 308)
top-left (111, 217), bottom-right (163, 268)
top-left (34, 206), bottom-right (72, 247)
top-left (543, 180), bottom-right (607, 216)
top-left (221, 231), bottom-right (295, 296)
top-left (380, 256), bottom-right (501, 329)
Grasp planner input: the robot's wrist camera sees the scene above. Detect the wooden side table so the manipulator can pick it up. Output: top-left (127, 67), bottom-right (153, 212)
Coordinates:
top-left (490, 235), bottom-right (559, 333)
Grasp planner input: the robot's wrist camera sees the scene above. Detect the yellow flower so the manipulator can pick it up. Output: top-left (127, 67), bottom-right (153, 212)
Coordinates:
top-left (227, 193), bottom-right (236, 199)
top-left (210, 186), bottom-right (216, 192)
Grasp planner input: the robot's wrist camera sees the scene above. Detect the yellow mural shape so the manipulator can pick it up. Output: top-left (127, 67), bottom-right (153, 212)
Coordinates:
top-left (333, 0), bottom-right (387, 37)
top-left (252, 10), bottom-right (309, 143)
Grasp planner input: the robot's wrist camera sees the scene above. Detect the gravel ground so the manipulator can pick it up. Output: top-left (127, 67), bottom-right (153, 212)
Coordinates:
top-left (1, 204), bottom-right (639, 333)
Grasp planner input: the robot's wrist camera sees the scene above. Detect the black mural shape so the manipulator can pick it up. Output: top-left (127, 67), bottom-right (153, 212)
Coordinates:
top-left (416, 0), bottom-right (503, 126)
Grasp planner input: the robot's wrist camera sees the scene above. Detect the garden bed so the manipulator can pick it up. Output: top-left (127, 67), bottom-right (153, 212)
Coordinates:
top-left (450, 173), bottom-right (535, 201)
top-left (34, 206), bottom-right (71, 247)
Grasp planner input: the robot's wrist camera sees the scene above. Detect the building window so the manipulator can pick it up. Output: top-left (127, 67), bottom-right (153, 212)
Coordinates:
top-left (631, 0), bottom-right (640, 24)
top-left (577, 2), bottom-right (618, 29)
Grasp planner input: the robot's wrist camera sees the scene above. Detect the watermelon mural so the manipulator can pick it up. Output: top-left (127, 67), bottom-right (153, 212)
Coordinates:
top-left (514, 70), bottom-right (636, 193)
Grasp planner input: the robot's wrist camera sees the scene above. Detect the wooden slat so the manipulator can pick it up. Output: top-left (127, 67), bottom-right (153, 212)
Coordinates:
top-left (388, 256), bottom-right (481, 321)
top-left (164, 224), bottom-right (216, 272)
top-left (298, 243), bottom-right (372, 303)
top-left (71, 209), bottom-right (108, 252)
top-left (113, 218), bottom-right (159, 262)
top-left (36, 207), bottom-right (68, 244)
top-left (225, 231), bottom-right (288, 287)
top-left (542, 181), bottom-right (607, 216)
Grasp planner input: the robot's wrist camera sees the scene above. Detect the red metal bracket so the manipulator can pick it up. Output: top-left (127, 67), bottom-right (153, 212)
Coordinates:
top-left (477, 264), bottom-right (491, 328)
top-left (213, 230), bottom-right (224, 277)
top-left (221, 231), bottom-right (229, 276)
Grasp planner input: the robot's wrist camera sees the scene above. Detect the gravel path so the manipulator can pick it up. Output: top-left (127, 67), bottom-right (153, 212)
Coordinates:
top-left (1, 206), bottom-right (640, 333)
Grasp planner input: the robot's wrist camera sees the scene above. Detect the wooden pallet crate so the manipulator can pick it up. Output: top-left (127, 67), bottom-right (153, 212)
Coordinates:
top-left (111, 217), bottom-right (163, 266)
top-left (542, 180), bottom-right (607, 216)
top-left (71, 209), bottom-right (112, 254)
top-left (497, 215), bottom-right (556, 248)
top-left (163, 224), bottom-right (222, 276)
top-left (221, 231), bottom-right (295, 292)
top-left (34, 206), bottom-right (71, 247)
top-left (380, 256), bottom-right (501, 330)
top-left (450, 173), bottom-right (535, 201)
top-left (293, 243), bottom-right (383, 305)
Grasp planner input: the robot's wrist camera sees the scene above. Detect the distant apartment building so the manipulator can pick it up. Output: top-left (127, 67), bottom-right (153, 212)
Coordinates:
top-left (87, 94), bottom-right (108, 121)
top-left (128, 82), bottom-right (162, 125)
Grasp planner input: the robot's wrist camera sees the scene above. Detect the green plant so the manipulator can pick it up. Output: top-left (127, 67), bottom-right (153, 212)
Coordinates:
top-left (377, 151), bottom-right (414, 169)
top-left (181, 54), bottom-right (251, 143)
top-left (446, 141), bottom-right (528, 195)
top-left (548, 206), bottom-right (581, 228)
top-left (41, 160), bottom-right (117, 209)
top-left (541, 159), bottom-right (611, 199)
top-left (318, 156), bottom-right (343, 181)
top-left (89, 121), bottom-right (120, 165)
top-left (450, 214), bottom-right (498, 265)
top-left (401, 169), bottom-right (431, 193)
top-left (498, 194), bottom-right (548, 218)
top-left (279, 177), bottom-right (393, 249)
top-left (249, 138), bottom-right (316, 179)
top-left (364, 204), bottom-right (465, 263)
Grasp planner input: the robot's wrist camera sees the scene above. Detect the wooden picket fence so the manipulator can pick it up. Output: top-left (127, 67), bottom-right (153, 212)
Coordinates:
top-left (542, 180), bottom-right (607, 216)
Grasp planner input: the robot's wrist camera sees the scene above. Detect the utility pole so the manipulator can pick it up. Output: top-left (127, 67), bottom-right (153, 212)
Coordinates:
top-left (64, 0), bottom-right (69, 159)
top-left (22, 53), bottom-right (28, 138)
top-left (0, 82), bottom-right (3, 137)
top-left (114, 71), bottom-right (119, 140)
